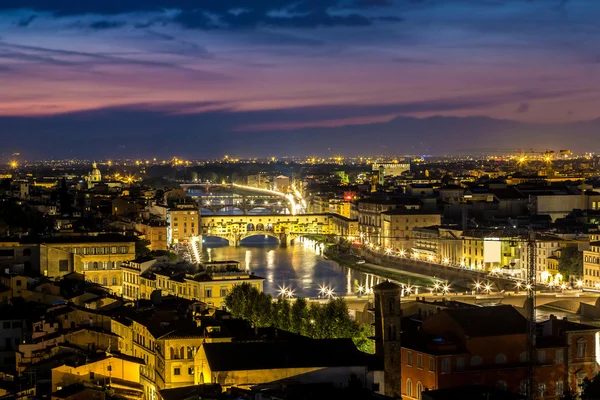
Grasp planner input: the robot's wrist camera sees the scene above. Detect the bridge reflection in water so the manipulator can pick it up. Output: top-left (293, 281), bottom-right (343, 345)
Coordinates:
top-left (200, 236), bottom-right (384, 299)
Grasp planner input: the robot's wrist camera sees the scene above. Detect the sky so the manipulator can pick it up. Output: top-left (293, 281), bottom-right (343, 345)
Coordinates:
top-left (1, 0), bottom-right (600, 158)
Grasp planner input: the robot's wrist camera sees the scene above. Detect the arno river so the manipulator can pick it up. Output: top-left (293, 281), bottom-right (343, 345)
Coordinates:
top-left (199, 237), bottom-right (600, 327)
top-left (200, 237), bottom-right (386, 298)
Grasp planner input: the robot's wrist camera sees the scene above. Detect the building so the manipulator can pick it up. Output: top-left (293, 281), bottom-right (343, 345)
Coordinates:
top-left (274, 175), bottom-right (290, 191)
top-left (122, 257), bottom-right (157, 300)
top-left (371, 162), bottom-right (410, 177)
top-left (373, 281), bottom-right (402, 397)
top-left (148, 266), bottom-right (264, 309)
top-left (518, 235), bottom-right (565, 283)
top-left (357, 198), bottom-right (420, 246)
top-left (1, 236), bottom-right (136, 288)
top-left (51, 352), bottom-right (148, 399)
top-left (167, 203), bottom-right (199, 244)
top-left (86, 162), bottom-right (102, 189)
top-left (381, 209), bottom-right (442, 250)
top-left (583, 233), bottom-right (600, 288)
top-left (393, 305), bottom-right (599, 400)
top-left (196, 339), bottom-right (374, 389)
top-left (136, 221), bottom-right (168, 251)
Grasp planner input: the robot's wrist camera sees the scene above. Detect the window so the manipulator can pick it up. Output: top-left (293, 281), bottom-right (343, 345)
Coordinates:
top-left (107, 365), bottom-right (112, 372)
top-left (520, 380), bottom-right (528, 396)
top-left (102, 277), bottom-right (108, 286)
top-left (407, 351), bottom-right (413, 366)
top-left (416, 381), bottom-right (423, 400)
top-left (556, 381), bottom-right (564, 396)
top-left (538, 382), bottom-right (546, 397)
top-left (577, 338), bottom-right (587, 358)
top-left (555, 349), bottom-right (564, 364)
top-left (406, 379), bottom-right (413, 397)
top-left (219, 287), bottom-right (228, 297)
top-left (495, 353), bottom-right (507, 364)
top-left (441, 357), bottom-right (451, 373)
top-left (188, 367), bottom-right (194, 375)
top-left (59, 259), bottom-right (69, 272)
top-left (93, 277), bottom-right (98, 284)
top-left (429, 356), bottom-right (435, 372)
top-left (205, 289), bottom-right (212, 298)
top-left (456, 357), bottom-right (465, 371)
top-left (417, 354), bottom-right (423, 368)
top-left (112, 277), bottom-right (118, 286)
top-left (174, 368), bottom-right (181, 376)
top-left (519, 351), bottom-right (527, 363)
top-left (470, 355), bottom-right (482, 367)
top-left (89, 372), bottom-right (95, 380)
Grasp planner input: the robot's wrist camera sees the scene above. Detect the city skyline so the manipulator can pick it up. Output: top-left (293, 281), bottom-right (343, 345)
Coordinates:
top-left (2, 0), bottom-right (600, 158)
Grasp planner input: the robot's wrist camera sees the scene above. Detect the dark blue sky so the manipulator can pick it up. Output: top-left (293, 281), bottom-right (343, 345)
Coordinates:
top-left (1, 0), bottom-right (599, 158)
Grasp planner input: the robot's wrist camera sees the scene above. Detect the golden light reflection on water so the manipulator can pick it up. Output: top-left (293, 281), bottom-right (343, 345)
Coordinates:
top-left (202, 239), bottom-right (383, 298)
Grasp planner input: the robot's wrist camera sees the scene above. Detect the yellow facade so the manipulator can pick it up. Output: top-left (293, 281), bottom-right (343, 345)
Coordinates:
top-left (150, 272), bottom-right (264, 309)
top-left (39, 239), bottom-right (135, 294)
top-left (380, 212), bottom-right (442, 250)
top-left (584, 234), bottom-right (600, 288)
top-left (52, 354), bottom-right (146, 398)
top-left (168, 208), bottom-right (199, 244)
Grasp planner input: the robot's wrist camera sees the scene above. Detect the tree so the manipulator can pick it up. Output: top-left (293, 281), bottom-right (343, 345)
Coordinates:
top-left (224, 283), bottom-right (375, 354)
top-left (558, 246), bottom-right (583, 279)
top-left (135, 239), bottom-right (151, 257)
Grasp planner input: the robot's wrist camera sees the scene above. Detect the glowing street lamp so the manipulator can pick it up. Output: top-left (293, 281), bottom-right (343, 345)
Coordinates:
top-left (433, 282), bottom-right (440, 292)
top-left (9, 161), bottom-right (18, 169)
top-left (319, 285), bottom-right (328, 296)
top-left (576, 280), bottom-right (584, 290)
top-left (399, 250), bottom-right (406, 257)
top-left (326, 288), bottom-right (335, 298)
top-left (443, 258), bottom-right (450, 265)
top-left (484, 284), bottom-right (492, 294)
top-left (357, 285), bottom-right (365, 296)
top-left (474, 282), bottom-right (482, 292)
top-left (442, 284), bottom-right (451, 294)
top-left (560, 283), bottom-right (567, 291)
top-left (278, 285), bottom-right (289, 298)
top-left (427, 255), bottom-right (434, 262)
top-left (515, 281), bottom-right (522, 291)
top-left (386, 248), bottom-right (392, 255)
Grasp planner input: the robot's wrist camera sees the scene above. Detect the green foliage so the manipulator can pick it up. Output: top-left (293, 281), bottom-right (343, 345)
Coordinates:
top-left (149, 250), bottom-right (178, 262)
top-left (0, 200), bottom-right (54, 235)
top-left (558, 246), bottom-right (583, 278)
top-left (135, 239), bottom-right (151, 257)
top-left (225, 283), bottom-right (374, 354)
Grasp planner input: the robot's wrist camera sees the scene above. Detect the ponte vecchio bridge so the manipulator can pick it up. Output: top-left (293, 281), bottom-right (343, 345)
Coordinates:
top-left (199, 213), bottom-right (333, 247)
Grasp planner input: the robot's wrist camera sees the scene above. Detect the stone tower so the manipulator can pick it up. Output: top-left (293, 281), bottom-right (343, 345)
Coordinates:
top-left (373, 281), bottom-right (402, 398)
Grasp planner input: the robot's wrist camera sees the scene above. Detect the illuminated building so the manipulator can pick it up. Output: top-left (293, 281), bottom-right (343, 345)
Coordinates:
top-left (583, 233), bottom-right (600, 288)
top-left (371, 162), bottom-right (410, 178)
top-left (146, 262), bottom-right (264, 309)
top-left (1, 236), bottom-right (135, 291)
top-left (135, 221), bottom-right (168, 251)
top-left (167, 204), bottom-right (199, 244)
top-left (195, 339), bottom-right (374, 389)
top-left (85, 162), bottom-right (102, 189)
top-left (380, 209), bottom-right (441, 250)
top-left (51, 352), bottom-right (148, 399)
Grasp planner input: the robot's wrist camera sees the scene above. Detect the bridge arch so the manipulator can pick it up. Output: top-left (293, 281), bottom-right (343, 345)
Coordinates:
top-left (215, 206), bottom-right (244, 215)
top-left (200, 208), bottom-right (214, 215)
top-left (247, 207), bottom-right (273, 215)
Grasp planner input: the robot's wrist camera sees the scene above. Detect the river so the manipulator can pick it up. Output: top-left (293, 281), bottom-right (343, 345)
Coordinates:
top-left (199, 237), bottom-right (600, 327)
top-left (200, 236), bottom-right (386, 298)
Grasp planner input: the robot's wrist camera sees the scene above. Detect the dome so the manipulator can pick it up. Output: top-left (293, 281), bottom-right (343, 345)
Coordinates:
top-left (89, 162), bottom-right (102, 182)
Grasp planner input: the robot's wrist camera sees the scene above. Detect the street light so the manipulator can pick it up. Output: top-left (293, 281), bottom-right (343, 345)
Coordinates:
top-left (399, 250), bottom-right (406, 257)
top-left (474, 282), bottom-right (482, 292)
top-left (484, 284), bottom-right (492, 294)
top-left (357, 285), bottom-right (365, 296)
top-left (443, 258), bottom-right (449, 265)
top-left (576, 280), bottom-right (584, 291)
top-left (442, 284), bottom-right (451, 294)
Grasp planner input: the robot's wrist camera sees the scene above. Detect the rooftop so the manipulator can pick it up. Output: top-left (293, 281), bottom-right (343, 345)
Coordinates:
top-left (438, 305), bottom-right (527, 337)
top-left (203, 338), bottom-right (373, 372)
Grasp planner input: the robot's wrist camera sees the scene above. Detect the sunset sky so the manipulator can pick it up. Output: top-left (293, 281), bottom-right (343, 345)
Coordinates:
top-left (1, 0), bottom-right (599, 158)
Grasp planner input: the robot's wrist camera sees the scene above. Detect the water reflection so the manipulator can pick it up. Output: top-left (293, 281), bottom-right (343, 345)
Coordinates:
top-left (201, 236), bottom-right (385, 298)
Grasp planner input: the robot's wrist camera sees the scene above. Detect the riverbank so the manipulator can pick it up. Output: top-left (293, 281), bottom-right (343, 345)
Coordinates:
top-left (324, 246), bottom-right (437, 287)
